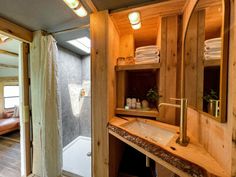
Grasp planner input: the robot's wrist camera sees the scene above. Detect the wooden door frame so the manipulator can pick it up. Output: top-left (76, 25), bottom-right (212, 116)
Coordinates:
top-left (0, 17), bottom-right (33, 176)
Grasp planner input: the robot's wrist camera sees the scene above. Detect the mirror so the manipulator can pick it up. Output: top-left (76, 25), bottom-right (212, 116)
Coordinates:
top-left (184, 0), bottom-right (229, 122)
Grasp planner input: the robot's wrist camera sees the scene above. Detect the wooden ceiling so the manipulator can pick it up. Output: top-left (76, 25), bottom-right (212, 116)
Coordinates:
top-left (110, 0), bottom-right (186, 48)
top-left (202, 2), bottom-right (222, 40)
top-left (110, 0), bottom-right (223, 47)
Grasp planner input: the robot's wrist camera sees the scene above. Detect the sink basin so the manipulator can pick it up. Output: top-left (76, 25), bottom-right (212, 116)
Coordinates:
top-left (121, 119), bottom-right (175, 146)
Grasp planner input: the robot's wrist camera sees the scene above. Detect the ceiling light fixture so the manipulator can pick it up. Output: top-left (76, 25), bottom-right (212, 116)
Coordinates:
top-left (74, 4), bottom-right (88, 17)
top-left (63, 0), bottom-right (87, 17)
top-left (128, 11), bottom-right (141, 30)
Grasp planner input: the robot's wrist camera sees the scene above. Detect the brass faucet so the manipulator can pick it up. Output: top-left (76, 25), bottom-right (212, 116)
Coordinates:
top-left (158, 98), bottom-right (190, 146)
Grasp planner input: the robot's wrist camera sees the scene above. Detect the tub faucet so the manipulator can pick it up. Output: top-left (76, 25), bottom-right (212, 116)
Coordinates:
top-left (158, 98), bottom-right (189, 146)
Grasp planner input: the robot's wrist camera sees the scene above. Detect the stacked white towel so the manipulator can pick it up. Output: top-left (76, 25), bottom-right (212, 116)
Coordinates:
top-left (204, 37), bottom-right (221, 60)
top-left (135, 45), bottom-right (160, 64)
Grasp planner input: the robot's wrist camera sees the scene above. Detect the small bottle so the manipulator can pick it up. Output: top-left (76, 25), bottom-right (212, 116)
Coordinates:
top-left (131, 98), bottom-right (136, 109)
top-left (142, 100), bottom-right (149, 109)
top-left (126, 98), bottom-right (132, 108)
top-left (136, 99), bottom-right (141, 109)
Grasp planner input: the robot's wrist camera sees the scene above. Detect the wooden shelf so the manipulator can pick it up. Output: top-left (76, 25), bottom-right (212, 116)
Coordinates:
top-left (204, 59), bottom-right (221, 67)
top-left (115, 63), bottom-right (160, 71)
top-left (115, 108), bottom-right (159, 118)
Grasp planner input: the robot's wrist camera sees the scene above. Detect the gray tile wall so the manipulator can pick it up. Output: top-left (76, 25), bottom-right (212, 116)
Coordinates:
top-left (57, 46), bottom-right (91, 147)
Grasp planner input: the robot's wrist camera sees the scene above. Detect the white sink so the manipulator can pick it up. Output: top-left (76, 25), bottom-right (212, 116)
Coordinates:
top-left (121, 119), bottom-right (175, 146)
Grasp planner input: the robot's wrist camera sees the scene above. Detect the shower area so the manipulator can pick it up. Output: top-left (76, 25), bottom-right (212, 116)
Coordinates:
top-left (57, 46), bottom-right (91, 177)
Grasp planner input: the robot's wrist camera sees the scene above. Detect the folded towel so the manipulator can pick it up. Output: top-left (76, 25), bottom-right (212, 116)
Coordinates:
top-left (204, 55), bottom-right (221, 60)
top-left (204, 37), bottom-right (222, 45)
top-left (204, 51), bottom-right (221, 56)
top-left (135, 58), bottom-right (160, 64)
top-left (135, 49), bottom-right (160, 56)
top-left (204, 45), bottom-right (221, 52)
top-left (135, 55), bottom-right (160, 61)
top-left (136, 53), bottom-right (159, 58)
top-left (136, 45), bottom-right (159, 51)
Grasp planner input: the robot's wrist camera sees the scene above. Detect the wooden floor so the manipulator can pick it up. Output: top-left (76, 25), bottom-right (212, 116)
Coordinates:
top-left (0, 131), bottom-right (21, 177)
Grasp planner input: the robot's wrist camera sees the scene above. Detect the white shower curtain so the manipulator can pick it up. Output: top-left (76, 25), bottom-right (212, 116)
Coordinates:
top-left (30, 31), bottom-right (62, 177)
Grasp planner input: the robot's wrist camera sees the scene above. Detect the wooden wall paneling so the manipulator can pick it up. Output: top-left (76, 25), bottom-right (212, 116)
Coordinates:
top-left (159, 15), bottom-right (178, 125)
top-left (108, 14), bottom-right (122, 177)
top-left (181, 0), bottom-right (198, 98)
top-left (158, 17), bottom-right (167, 123)
top-left (107, 15), bottom-right (120, 121)
top-left (91, 10), bottom-right (120, 177)
top-left (0, 17), bottom-right (33, 43)
top-left (187, 108), bottom-right (231, 176)
top-left (155, 163), bottom-right (175, 177)
top-left (230, 0), bottom-right (236, 175)
top-left (196, 10), bottom-right (205, 111)
top-left (119, 34), bottom-right (134, 57)
top-left (165, 15), bottom-right (178, 125)
top-left (91, 11), bottom-right (109, 177)
top-left (116, 71), bottom-right (126, 108)
top-left (175, 15), bottom-right (182, 125)
top-left (184, 12), bottom-right (198, 107)
top-left (109, 135), bottom-right (125, 177)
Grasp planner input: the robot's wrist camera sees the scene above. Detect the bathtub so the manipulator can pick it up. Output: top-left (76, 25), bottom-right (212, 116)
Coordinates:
top-left (63, 136), bottom-right (91, 177)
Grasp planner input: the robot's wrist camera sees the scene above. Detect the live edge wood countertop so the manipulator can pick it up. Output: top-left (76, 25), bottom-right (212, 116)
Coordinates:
top-left (108, 117), bottom-right (228, 177)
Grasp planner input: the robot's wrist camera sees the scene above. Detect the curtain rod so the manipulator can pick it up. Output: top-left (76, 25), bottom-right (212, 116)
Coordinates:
top-left (49, 24), bottom-right (90, 35)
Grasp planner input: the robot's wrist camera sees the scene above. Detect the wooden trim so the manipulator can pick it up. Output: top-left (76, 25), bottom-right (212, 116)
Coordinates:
top-left (181, 0), bottom-right (198, 98)
top-left (0, 17), bottom-right (33, 43)
top-left (20, 43), bottom-right (31, 175)
top-left (203, 59), bottom-right (221, 67)
top-left (0, 49), bottom-right (18, 57)
top-left (110, 0), bottom-right (184, 15)
top-left (218, 0), bottom-right (230, 123)
top-left (115, 63), bottom-right (160, 71)
top-left (84, 0), bottom-right (98, 13)
top-left (115, 108), bottom-right (159, 118)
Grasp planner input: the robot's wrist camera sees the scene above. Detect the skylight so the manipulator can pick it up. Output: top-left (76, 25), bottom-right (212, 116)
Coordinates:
top-left (67, 37), bottom-right (91, 54)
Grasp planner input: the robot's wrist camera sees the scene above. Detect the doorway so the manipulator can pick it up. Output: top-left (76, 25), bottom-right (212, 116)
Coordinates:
top-left (0, 33), bottom-right (31, 177)
top-left (57, 38), bottom-right (91, 177)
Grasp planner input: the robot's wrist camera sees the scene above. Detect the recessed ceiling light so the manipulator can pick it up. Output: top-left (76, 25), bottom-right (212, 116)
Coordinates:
top-left (67, 37), bottom-right (91, 54)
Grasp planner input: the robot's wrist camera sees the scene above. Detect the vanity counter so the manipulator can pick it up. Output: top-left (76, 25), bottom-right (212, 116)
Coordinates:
top-left (108, 117), bottom-right (228, 177)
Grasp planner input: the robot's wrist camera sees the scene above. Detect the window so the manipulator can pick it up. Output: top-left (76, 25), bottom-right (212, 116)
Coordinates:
top-left (67, 37), bottom-right (91, 54)
top-left (4, 86), bottom-right (19, 109)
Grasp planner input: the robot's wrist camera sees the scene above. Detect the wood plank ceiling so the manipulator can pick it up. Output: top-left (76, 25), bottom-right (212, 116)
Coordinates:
top-left (110, 0), bottom-right (186, 48)
top-left (110, 0), bottom-right (222, 48)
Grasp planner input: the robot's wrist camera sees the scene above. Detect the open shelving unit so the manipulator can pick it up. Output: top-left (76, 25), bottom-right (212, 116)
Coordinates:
top-left (115, 63), bottom-right (160, 71)
top-left (116, 63), bottom-right (160, 118)
top-left (203, 59), bottom-right (221, 67)
top-left (115, 108), bottom-right (159, 118)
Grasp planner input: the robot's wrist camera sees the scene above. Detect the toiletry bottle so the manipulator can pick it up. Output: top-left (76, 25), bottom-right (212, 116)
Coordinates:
top-left (136, 99), bottom-right (141, 109)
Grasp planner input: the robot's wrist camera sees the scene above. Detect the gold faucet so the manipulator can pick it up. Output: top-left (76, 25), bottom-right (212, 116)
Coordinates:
top-left (158, 98), bottom-right (190, 146)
